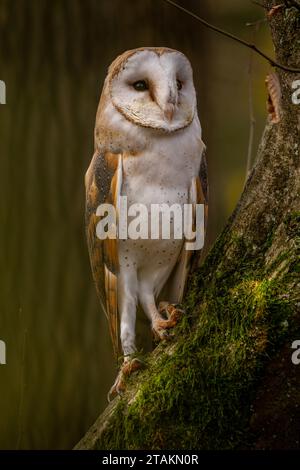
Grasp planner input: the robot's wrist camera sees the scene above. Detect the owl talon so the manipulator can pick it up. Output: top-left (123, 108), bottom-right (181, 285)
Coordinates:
top-left (107, 357), bottom-right (143, 402)
top-left (107, 372), bottom-right (125, 402)
top-left (157, 302), bottom-right (185, 328)
top-left (152, 325), bottom-right (174, 342)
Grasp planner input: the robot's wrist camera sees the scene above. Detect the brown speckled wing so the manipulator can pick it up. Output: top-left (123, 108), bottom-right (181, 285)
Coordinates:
top-left (85, 151), bottom-right (122, 359)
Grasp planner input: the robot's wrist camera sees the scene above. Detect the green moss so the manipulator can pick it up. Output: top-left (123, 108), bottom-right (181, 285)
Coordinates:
top-left (96, 274), bottom-right (293, 450)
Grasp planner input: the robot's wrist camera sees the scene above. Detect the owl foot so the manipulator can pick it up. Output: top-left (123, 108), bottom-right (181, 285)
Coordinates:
top-left (152, 303), bottom-right (184, 342)
top-left (107, 357), bottom-right (143, 402)
top-left (158, 302), bottom-right (185, 328)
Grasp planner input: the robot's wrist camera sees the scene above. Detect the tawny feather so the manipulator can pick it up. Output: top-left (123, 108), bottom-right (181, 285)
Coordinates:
top-left (265, 72), bottom-right (281, 124)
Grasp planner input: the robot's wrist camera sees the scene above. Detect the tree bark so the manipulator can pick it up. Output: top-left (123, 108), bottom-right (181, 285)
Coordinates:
top-left (76, 0), bottom-right (300, 450)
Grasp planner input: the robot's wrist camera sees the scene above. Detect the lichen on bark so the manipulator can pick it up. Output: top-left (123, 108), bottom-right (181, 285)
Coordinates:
top-left (76, 1), bottom-right (300, 450)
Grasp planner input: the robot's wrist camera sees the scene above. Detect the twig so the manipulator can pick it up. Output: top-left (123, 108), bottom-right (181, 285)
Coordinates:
top-left (246, 18), bottom-right (268, 26)
top-left (163, 0), bottom-right (300, 73)
top-left (251, 0), bottom-right (268, 9)
top-left (245, 22), bottom-right (259, 184)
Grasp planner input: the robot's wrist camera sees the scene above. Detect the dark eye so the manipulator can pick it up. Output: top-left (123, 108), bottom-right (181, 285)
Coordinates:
top-left (133, 80), bottom-right (148, 91)
top-left (177, 79), bottom-right (183, 91)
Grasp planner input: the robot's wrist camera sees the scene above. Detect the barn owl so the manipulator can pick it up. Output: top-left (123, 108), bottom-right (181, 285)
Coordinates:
top-left (85, 47), bottom-right (208, 400)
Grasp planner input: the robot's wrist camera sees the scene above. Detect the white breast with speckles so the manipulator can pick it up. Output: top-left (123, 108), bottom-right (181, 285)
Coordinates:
top-left (119, 116), bottom-right (203, 296)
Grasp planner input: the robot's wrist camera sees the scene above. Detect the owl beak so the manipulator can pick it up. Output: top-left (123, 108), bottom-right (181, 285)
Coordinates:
top-left (164, 103), bottom-right (175, 122)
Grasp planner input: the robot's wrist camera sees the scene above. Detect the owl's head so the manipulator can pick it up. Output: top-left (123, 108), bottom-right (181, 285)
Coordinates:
top-left (106, 47), bottom-right (197, 133)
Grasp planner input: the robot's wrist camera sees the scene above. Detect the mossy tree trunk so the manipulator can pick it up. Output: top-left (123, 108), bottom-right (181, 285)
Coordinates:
top-left (76, 0), bottom-right (300, 450)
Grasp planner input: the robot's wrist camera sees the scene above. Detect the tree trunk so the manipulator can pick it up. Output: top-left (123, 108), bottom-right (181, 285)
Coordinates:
top-left (76, 0), bottom-right (300, 450)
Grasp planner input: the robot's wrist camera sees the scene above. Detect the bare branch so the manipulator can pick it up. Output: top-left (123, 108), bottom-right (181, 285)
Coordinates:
top-left (251, 0), bottom-right (268, 9)
top-left (163, 0), bottom-right (300, 73)
top-left (245, 23), bottom-right (259, 185)
top-left (246, 18), bottom-right (267, 27)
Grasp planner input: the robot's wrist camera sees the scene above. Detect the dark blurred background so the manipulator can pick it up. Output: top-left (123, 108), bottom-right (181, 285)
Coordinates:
top-left (0, 0), bottom-right (272, 449)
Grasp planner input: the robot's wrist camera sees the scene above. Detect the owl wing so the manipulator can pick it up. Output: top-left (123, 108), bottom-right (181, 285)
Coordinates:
top-left (162, 144), bottom-right (208, 304)
top-left (85, 151), bottom-right (123, 359)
